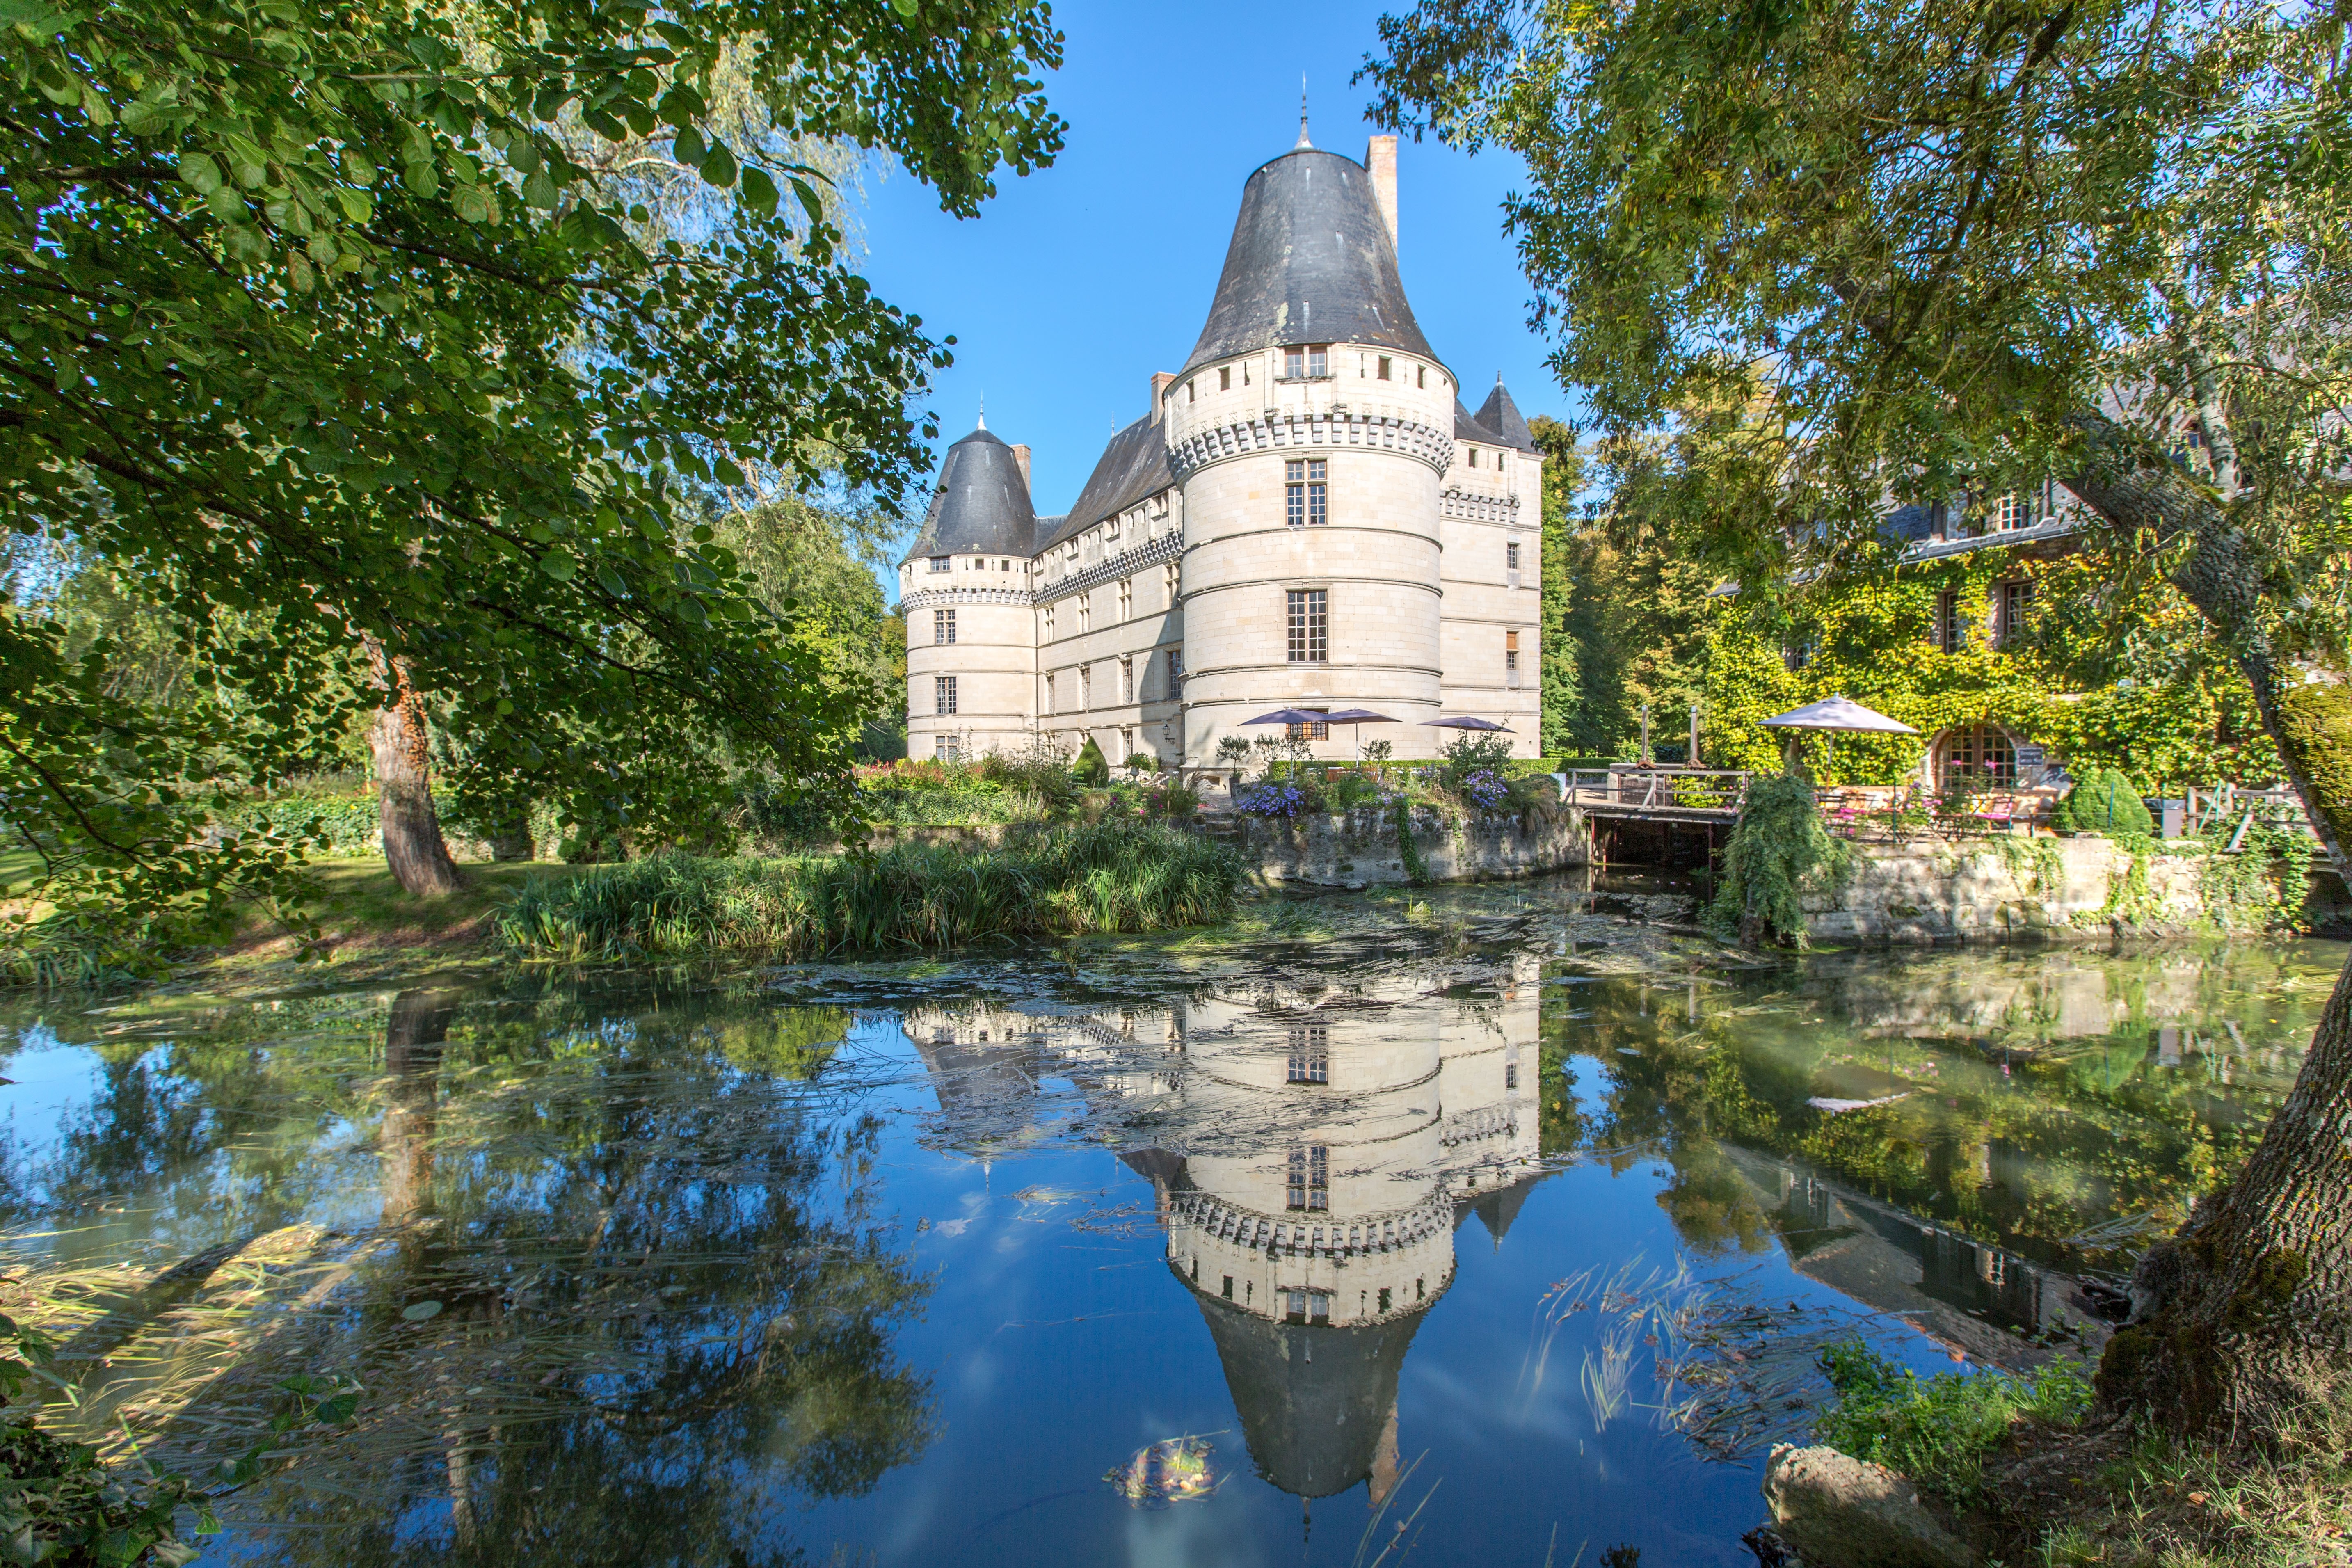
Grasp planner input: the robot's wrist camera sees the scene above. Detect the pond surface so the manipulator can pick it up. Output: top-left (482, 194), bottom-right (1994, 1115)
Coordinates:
top-left (1, 885), bottom-right (2340, 1567)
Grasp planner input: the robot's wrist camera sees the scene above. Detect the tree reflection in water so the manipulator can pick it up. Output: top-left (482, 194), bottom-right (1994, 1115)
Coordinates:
top-left (2, 978), bottom-right (934, 1567)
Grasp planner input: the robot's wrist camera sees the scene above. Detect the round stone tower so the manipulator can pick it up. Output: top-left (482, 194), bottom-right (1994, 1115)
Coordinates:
top-left (1163, 126), bottom-right (1462, 765)
top-left (897, 425), bottom-right (1039, 761)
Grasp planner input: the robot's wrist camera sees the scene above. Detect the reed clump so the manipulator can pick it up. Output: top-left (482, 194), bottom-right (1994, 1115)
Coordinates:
top-left (495, 821), bottom-right (1244, 960)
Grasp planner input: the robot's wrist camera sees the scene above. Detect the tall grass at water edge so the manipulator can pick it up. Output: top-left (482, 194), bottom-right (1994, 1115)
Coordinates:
top-left (495, 821), bottom-right (1244, 960)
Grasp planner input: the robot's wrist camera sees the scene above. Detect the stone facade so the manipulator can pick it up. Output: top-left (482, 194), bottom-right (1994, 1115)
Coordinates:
top-left (901, 128), bottom-right (1543, 768)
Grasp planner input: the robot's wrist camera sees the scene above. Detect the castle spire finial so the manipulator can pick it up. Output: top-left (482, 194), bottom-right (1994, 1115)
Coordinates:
top-left (976, 395), bottom-right (986, 431)
top-left (1296, 76), bottom-right (1312, 149)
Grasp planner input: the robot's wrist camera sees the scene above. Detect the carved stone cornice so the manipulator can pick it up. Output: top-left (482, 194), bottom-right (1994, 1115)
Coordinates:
top-left (900, 585), bottom-right (1037, 611)
top-left (1169, 1189), bottom-right (1454, 1260)
top-left (1168, 409), bottom-right (1452, 480)
top-left (1440, 487), bottom-right (1522, 525)
top-left (1036, 528), bottom-right (1185, 606)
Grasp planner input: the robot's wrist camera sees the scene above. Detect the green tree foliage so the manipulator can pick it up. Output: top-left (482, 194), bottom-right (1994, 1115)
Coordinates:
top-left (1535, 413), bottom-right (1717, 759)
top-left (1071, 735), bottom-right (1109, 787)
top-left (2, 0), bottom-right (1064, 925)
top-left (1365, 0), bottom-right (2352, 1431)
top-left (1363, 0), bottom-right (2350, 855)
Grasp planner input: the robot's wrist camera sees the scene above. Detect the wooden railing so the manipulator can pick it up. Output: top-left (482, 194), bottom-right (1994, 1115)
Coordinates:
top-left (1561, 768), bottom-right (1751, 816)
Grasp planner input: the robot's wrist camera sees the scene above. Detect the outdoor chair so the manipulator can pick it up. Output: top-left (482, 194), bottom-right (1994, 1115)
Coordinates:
top-left (1975, 793), bottom-right (2018, 835)
top-left (1828, 791), bottom-right (1866, 839)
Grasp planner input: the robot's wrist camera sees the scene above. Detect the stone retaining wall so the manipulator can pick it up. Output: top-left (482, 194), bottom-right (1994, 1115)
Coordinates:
top-left (1806, 836), bottom-right (2253, 944)
top-left (1219, 799), bottom-right (1591, 888)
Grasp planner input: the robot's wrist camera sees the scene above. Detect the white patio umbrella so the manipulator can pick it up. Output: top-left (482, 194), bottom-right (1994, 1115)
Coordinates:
top-left (1759, 695), bottom-right (1917, 769)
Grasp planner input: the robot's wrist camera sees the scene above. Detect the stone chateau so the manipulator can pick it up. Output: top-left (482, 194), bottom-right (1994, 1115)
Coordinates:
top-left (898, 119), bottom-right (1545, 767)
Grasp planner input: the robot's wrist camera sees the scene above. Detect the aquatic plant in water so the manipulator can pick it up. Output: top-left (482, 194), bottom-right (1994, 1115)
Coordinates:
top-left (1104, 1435), bottom-right (1220, 1505)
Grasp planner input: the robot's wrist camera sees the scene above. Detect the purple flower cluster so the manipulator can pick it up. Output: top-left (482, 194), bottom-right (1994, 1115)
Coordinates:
top-left (1237, 782), bottom-right (1307, 818)
top-left (1463, 769), bottom-right (1510, 812)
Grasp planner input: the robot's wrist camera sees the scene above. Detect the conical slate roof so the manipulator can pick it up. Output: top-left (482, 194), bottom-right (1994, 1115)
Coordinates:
top-left (1193, 1293), bottom-right (1428, 1499)
top-left (1182, 145), bottom-right (1435, 375)
top-left (1474, 379), bottom-right (1540, 453)
top-left (899, 426), bottom-right (1038, 565)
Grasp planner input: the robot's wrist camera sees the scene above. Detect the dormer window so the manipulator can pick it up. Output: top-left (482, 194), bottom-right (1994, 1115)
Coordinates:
top-left (928, 556), bottom-right (950, 573)
top-left (1282, 345), bottom-right (1330, 379)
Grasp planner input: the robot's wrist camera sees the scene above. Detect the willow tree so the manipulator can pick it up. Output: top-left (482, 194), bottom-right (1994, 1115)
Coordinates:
top-left (1362, 0), bottom-right (2351, 1436)
top-left (1, 0), bottom-right (1062, 910)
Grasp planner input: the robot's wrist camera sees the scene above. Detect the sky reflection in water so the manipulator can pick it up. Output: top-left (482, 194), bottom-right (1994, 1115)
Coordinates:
top-left (0, 894), bottom-right (2338, 1567)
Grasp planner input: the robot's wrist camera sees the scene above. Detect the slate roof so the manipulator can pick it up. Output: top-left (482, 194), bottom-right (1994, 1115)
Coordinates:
top-left (1474, 379), bottom-right (1541, 453)
top-left (898, 427), bottom-right (1038, 565)
top-left (1182, 146), bottom-right (1436, 376)
top-left (1193, 1292), bottom-right (1426, 1499)
top-left (1033, 414), bottom-right (1174, 554)
top-left (1454, 397), bottom-right (1497, 443)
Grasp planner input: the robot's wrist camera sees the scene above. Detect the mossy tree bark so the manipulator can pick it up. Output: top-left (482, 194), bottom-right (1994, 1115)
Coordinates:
top-left (2065, 412), bottom-right (2352, 1438)
top-left (364, 638), bottom-right (464, 897)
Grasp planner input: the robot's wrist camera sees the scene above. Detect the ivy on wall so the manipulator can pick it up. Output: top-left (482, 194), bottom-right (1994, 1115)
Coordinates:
top-left (1701, 545), bottom-right (2287, 792)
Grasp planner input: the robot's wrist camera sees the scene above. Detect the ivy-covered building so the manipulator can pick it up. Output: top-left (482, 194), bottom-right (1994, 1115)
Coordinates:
top-left (1698, 482), bottom-right (2280, 797)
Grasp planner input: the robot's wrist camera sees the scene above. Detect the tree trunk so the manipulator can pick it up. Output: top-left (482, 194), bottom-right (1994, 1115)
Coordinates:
top-left (364, 639), bottom-right (464, 896)
top-left (2062, 416), bottom-right (2352, 1438)
top-left (380, 987), bottom-right (455, 1230)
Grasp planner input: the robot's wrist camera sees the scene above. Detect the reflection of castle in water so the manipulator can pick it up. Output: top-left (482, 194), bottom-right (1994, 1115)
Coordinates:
top-left (903, 959), bottom-right (1544, 1502)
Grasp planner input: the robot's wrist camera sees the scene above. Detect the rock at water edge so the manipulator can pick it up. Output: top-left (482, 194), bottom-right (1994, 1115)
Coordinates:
top-left (1762, 1444), bottom-right (1975, 1568)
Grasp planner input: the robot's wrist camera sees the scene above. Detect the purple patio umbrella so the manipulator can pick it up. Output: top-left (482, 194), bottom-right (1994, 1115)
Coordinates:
top-left (1321, 707), bottom-right (1399, 761)
top-left (1419, 716), bottom-right (1515, 732)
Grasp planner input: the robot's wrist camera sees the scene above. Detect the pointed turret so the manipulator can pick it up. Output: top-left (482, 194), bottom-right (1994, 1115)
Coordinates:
top-left (898, 425), bottom-right (1039, 565)
top-left (1474, 377), bottom-right (1540, 453)
top-left (1182, 144), bottom-right (1434, 375)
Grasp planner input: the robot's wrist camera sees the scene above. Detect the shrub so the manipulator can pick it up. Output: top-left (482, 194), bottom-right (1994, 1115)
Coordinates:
top-left (1461, 768), bottom-right (1511, 814)
top-left (1143, 782), bottom-right (1200, 820)
top-left (1707, 771), bottom-right (1855, 947)
top-left (1329, 770), bottom-right (1385, 810)
top-left (1440, 731), bottom-right (1514, 789)
top-left (2054, 767), bottom-right (2155, 837)
top-left (1215, 735), bottom-right (1252, 768)
top-left (1123, 752), bottom-right (1159, 773)
top-left (1813, 1338), bottom-right (2090, 1505)
top-left (1073, 736), bottom-right (1111, 786)
top-left (978, 740), bottom-right (1082, 814)
top-left (1364, 738), bottom-right (1394, 763)
top-left (1236, 782), bottom-right (1308, 818)
top-left (496, 821), bottom-right (1246, 959)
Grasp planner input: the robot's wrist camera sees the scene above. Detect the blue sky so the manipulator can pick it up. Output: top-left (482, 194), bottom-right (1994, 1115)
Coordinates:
top-left (853, 1), bottom-right (1577, 596)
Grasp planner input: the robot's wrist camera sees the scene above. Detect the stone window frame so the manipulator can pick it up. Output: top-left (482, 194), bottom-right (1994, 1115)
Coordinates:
top-left (1285, 587), bottom-right (1328, 664)
top-left (934, 674), bottom-right (958, 717)
top-left (1285, 458), bottom-right (1328, 527)
top-left (933, 608), bottom-right (955, 646)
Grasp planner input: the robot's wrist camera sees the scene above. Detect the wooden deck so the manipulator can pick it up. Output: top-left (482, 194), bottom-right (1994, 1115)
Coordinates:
top-left (1559, 768), bottom-right (1750, 824)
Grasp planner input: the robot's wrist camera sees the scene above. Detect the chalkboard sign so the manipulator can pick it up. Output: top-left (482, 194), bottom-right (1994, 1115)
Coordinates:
top-left (2013, 744), bottom-right (2047, 771)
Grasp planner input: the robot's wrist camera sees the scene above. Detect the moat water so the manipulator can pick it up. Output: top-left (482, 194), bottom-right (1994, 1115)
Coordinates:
top-left (1, 881), bottom-right (2340, 1566)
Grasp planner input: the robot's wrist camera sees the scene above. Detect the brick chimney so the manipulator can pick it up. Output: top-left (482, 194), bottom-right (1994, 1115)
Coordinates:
top-left (1367, 135), bottom-right (1398, 251)
top-left (1150, 371), bottom-right (1177, 423)
top-left (1010, 444), bottom-right (1031, 491)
